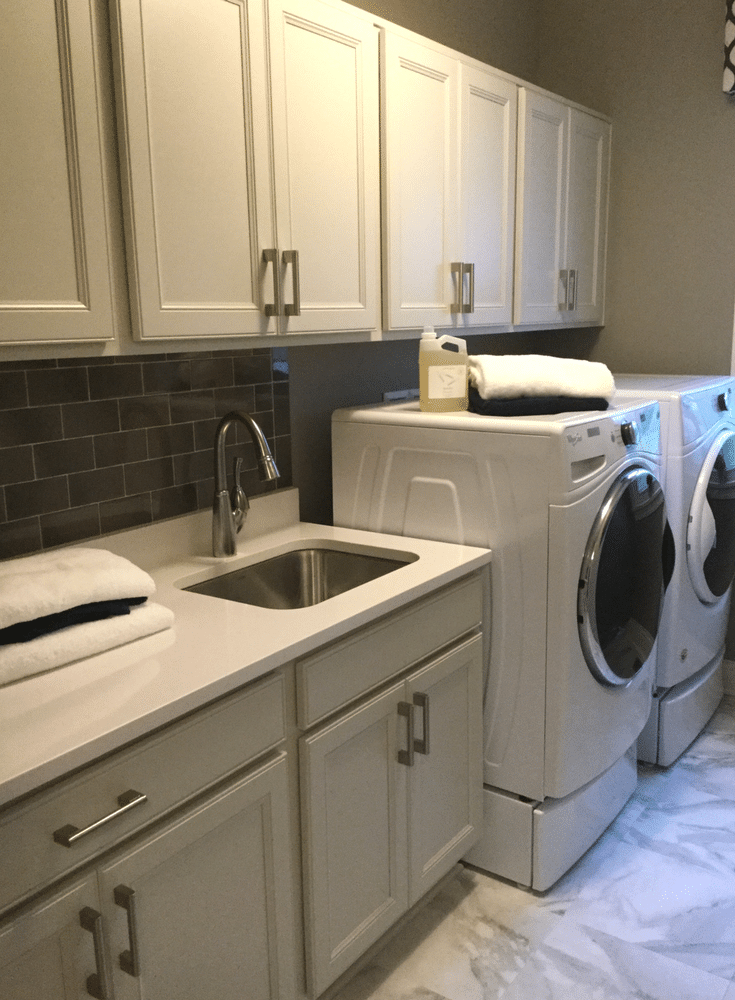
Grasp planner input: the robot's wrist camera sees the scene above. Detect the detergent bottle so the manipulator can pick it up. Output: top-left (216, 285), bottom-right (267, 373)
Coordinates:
top-left (418, 326), bottom-right (469, 412)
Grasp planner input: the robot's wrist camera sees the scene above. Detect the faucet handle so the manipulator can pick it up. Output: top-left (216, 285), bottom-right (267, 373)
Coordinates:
top-left (231, 457), bottom-right (249, 532)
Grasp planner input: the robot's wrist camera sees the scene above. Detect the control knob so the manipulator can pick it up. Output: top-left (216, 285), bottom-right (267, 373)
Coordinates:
top-left (620, 421), bottom-right (638, 446)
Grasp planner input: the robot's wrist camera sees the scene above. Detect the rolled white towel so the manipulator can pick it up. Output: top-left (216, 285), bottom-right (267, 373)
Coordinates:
top-left (0, 601), bottom-right (175, 687)
top-left (0, 548), bottom-right (156, 631)
top-left (468, 354), bottom-right (615, 401)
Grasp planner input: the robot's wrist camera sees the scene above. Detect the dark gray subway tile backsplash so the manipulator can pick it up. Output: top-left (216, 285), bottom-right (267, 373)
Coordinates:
top-left (0, 348), bottom-right (291, 559)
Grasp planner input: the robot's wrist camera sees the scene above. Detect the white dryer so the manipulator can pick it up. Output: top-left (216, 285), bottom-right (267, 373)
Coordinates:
top-left (614, 374), bottom-right (735, 765)
top-left (332, 399), bottom-right (669, 890)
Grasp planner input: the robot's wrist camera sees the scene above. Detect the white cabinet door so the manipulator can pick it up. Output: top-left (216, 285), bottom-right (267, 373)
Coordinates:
top-left (112, 0), bottom-right (379, 341)
top-left (405, 635), bottom-right (483, 902)
top-left (98, 755), bottom-right (297, 1000)
top-left (457, 65), bottom-right (516, 328)
top-left (268, 0), bottom-right (380, 333)
top-left (565, 108), bottom-right (610, 326)
top-left (0, 0), bottom-right (115, 345)
top-left (0, 876), bottom-right (105, 1000)
top-left (381, 31), bottom-right (460, 331)
top-left (111, 0), bottom-right (275, 340)
top-left (515, 89), bottom-right (610, 328)
top-left (514, 89), bottom-right (568, 327)
top-left (300, 682), bottom-right (409, 997)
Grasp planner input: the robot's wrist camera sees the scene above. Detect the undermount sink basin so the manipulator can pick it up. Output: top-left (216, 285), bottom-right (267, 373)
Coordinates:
top-left (183, 545), bottom-right (418, 610)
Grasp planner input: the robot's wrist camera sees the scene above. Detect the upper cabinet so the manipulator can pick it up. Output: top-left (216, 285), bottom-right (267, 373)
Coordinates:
top-left (514, 88), bottom-right (610, 328)
top-left (381, 31), bottom-right (516, 332)
top-left (0, 0), bottom-right (610, 352)
top-left (110, 0), bottom-right (380, 340)
top-left (0, 0), bottom-right (116, 345)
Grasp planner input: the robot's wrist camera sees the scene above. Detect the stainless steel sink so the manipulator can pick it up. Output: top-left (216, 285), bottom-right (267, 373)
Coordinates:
top-left (183, 545), bottom-right (417, 610)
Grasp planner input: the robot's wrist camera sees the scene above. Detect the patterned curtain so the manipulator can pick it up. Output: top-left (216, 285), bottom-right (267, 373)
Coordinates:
top-left (725, 0), bottom-right (735, 93)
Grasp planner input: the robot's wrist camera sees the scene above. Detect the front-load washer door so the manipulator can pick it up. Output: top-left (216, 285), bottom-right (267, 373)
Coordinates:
top-left (687, 430), bottom-right (735, 605)
top-left (578, 466), bottom-right (669, 687)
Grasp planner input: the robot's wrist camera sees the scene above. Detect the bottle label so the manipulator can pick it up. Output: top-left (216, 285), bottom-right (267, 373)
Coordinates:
top-left (428, 364), bottom-right (467, 399)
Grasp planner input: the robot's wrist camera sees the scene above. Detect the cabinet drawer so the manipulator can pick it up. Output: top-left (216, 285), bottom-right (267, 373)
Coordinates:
top-left (297, 574), bottom-right (483, 728)
top-left (0, 672), bottom-right (285, 916)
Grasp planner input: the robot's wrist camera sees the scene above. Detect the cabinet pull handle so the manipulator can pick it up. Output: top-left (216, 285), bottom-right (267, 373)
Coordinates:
top-left (558, 269), bottom-right (569, 311)
top-left (114, 885), bottom-right (141, 977)
top-left (263, 248), bottom-right (282, 317)
top-left (450, 262), bottom-right (463, 313)
top-left (413, 692), bottom-right (430, 754)
top-left (397, 701), bottom-right (415, 766)
top-left (463, 263), bottom-right (475, 314)
top-left (53, 790), bottom-right (148, 847)
top-left (568, 268), bottom-right (577, 310)
top-left (79, 907), bottom-right (114, 999)
top-left (283, 249), bottom-right (301, 316)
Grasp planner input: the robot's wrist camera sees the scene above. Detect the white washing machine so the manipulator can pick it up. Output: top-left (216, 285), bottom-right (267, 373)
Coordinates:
top-left (614, 374), bottom-right (735, 765)
top-left (332, 399), bottom-right (670, 890)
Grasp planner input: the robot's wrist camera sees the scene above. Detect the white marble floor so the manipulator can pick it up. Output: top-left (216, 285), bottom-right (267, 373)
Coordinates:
top-left (332, 696), bottom-right (735, 1000)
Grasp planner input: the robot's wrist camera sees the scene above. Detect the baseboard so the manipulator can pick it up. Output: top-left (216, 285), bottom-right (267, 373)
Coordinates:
top-left (723, 658), bottom-right (735, 696)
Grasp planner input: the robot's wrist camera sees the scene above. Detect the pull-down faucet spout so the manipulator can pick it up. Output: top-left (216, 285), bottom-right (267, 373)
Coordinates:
top-left (212, 410), bottom-right (280, 557)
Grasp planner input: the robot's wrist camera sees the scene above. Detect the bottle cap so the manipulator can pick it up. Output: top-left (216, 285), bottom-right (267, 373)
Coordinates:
top-left (421, 326), bottom-right (437, 339)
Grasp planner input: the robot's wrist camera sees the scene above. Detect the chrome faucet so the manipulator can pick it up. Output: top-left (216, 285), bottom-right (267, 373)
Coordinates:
top-left (212, 411), bottom-right (280, 557)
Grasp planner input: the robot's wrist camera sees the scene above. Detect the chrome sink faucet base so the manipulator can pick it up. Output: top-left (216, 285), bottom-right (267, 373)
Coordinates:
top-left (213, 411), bottom-right (280, 557)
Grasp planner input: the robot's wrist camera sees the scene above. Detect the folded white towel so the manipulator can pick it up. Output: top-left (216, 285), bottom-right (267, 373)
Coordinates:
top-left (0, 602), bottom-right (175, 687)
top-left (0, 547), bottom-right (156, 631)
top-left (468, 354), bottom-right (615, 401)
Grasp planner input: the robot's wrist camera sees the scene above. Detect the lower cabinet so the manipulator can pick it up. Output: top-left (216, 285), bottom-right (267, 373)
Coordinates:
top-left (0, 875), bottom-right (101, 1000)
top-left (0, 755), bottom-right (297, 1000)
top-left (299, 633), bottom-right (483, 996)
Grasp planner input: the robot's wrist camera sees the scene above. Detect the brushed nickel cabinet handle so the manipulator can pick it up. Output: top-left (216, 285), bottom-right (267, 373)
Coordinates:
top-left (53, 790), bottom-right (148, 847)
top-left (568, 268), bottom-right (577, 310)
top-left (397, 701), bottom-right (415, 766)
top-left (463, 263), bottom-right (475, 314)
top-left (559, 268), bottom-right (569, 311)
top-left (262, 248), bottom-right (282, 317)
top-left (79, 907), bottom-right (113, 999)
top-left (283, 249), bottom-right (301, 316)
top-left (413, 692), bottom-right (430, 755)
top-left (114, 885), bottom-right (141, 977)
top-left (450, 262), bottom-right (463, 313)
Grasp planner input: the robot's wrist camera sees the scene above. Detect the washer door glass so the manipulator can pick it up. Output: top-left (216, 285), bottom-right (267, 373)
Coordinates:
top-left (687, 430), bottom-right (735, 604)
top-left (578, 466), bottom-right (668, 687)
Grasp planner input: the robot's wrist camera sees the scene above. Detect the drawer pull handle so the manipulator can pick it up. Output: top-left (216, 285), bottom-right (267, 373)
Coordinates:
top-left (114, 884), bottom-right (141, 977)
top-left (54, 790), bottom-right (148, 847)
top-left (397, 701), bottom-right (415, 766)
top-left (413, 692), bottom-right (430, 755)
top-left (79, 907), bottom-right (113, 999)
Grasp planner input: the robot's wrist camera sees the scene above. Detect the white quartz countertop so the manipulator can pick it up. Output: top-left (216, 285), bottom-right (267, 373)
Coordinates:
top-left (0, 490), bottom-right (490, 808)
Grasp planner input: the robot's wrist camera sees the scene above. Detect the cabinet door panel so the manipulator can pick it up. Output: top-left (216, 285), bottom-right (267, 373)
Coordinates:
top-left (406, 635), bottom-right (483, 901)
top-left (0, 876), bottom-right (102, 1000)
top-left (514, 89), bottom-right (567, 326)
top-left (459, 65), bottom-right (516, 328)
top-left (111, 0), bottom-right (275, 338)
top-left (98, 755), bottom-right (296, 1000)
top-left (300, 682), bottom-right (408, 996)
top-left (270, 0), bottom-right (379, 332)
top-left (382, 32), bottom-right (459, 330)
top-left (565, 109), bottom-right (610, 326)
top-left (0, 0), bottom-right (114, 344)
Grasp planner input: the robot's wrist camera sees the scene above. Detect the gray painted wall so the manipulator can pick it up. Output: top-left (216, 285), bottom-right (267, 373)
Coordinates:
top-left (535, 0), bottom-right (735, 374)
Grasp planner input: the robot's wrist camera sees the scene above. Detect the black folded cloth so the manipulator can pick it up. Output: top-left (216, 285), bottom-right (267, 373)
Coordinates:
top-left (468, 386), bottom-right (609, 417)
top-left (0, 597), bottom-right (148, 646)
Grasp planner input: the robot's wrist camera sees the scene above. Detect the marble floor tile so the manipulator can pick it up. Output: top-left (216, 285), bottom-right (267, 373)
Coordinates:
top-left (330, 698), bottom-right (735, 1000)
top-left (502, 920), bottom-right (731, 1000)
